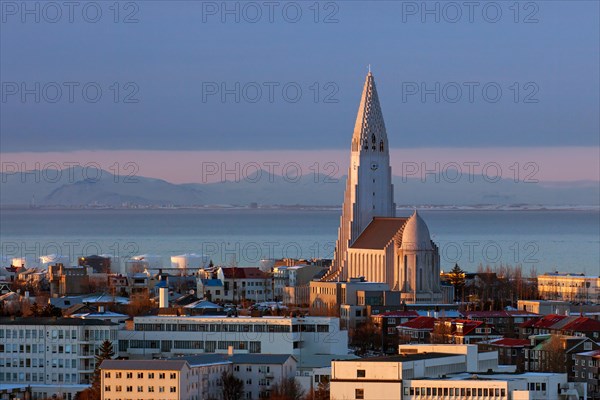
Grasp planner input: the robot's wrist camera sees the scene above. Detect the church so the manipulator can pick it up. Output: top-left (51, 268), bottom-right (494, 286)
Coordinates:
top-left (322, 72), bottom-right (443, 304)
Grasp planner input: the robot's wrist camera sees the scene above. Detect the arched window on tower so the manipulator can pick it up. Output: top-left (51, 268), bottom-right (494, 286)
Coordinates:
top-left (379, 140), bottom-right (384, 152)
top-left (372, 134), bottom-right (376, 150)
top-left (363, 138), bottom-right (369, 150)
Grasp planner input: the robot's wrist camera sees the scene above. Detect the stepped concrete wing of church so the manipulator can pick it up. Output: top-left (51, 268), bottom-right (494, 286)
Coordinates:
top-left (323, 72), bottom-right (443, 304)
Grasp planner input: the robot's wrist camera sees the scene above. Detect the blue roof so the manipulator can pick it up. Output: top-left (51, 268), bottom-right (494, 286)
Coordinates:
top-left (202, 279), bottom-right (223, 287)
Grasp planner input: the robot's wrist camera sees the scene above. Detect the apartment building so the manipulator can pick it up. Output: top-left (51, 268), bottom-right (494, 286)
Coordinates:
top-left (538, 272), bottom-right (600, 303)
top-left (0, 317), bottom-right (118, 399)
top-left (100, 358), bottom-right (230, 400)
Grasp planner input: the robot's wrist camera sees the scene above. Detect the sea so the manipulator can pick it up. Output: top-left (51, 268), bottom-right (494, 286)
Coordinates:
top-left (0, 208), bottom-right (599, 275)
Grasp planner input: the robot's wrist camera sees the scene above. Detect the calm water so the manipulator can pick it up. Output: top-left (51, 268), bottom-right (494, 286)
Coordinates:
top-left (1, 209), bottom-right (598, 275)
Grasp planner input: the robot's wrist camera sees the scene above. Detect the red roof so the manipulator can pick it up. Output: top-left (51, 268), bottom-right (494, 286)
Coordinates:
top-left (220, 267), bottom-right (268, 279)
top-left (398, 316), bottom-right (436, 330)
top-left (375, 311), bottom-right (420, 318)
top-left (488, 338), bottom-right (531, 348)
top-left (520, 314), bottom-right (568, 329)
top-left (463, 310), bottom-right (539, 318)
top-left (561, 317), bottom-right (600, 332)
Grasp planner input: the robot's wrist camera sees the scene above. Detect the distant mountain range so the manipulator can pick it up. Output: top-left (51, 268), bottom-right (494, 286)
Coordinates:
top-left (1, 167), bottom-right (598, 207)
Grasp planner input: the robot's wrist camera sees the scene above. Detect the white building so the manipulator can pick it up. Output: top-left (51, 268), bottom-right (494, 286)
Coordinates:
top-left (181, 353), bottom-right (297, 400)
top-left (119, 315), bottom-right (348, 359)
top-left (0, 317), bottom-right (118, 399)
top-left (100, 358), bottom-right (230, 400)
top-left (330, 344), bottom-right (586, 399)
top-left (402, 372), bottom-right (586, 400)
top-left (537, 272), bottom-right (600, 303)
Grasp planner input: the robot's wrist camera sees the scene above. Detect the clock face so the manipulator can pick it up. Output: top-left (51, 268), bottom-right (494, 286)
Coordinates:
top-left (371, 162), bottom-right (379, 171)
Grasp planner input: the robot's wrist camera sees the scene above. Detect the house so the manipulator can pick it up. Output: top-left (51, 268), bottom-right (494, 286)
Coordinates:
top-left (461, 310), bottom-right (540, 337)
top-left (432, 318), bottom-right (503, 345)
top-left (573, 349), bottom-right (600, 399)
top-left (524, 334), bottom-right (600, 381)
top-left (397, 316), bottom-right (436, 344)
top-left (478, 337), bottom-right (532, 372)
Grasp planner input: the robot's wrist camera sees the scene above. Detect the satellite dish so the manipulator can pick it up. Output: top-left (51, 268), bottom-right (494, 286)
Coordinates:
top-left (189, 290), bottom-right (195, 295)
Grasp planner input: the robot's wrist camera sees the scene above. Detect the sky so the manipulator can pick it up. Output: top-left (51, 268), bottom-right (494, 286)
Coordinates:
top-left (1, 1), bottom-right (599, 182)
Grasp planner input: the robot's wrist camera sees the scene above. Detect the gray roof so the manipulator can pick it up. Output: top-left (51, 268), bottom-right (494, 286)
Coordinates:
top-left (175, 354), bottom-right (295, 366)
top-left (334, 353), bottom-right (457, 363)
top-left (0, 317), bottom-right (116, 326)
top-left (101, 359), bottom-right (188, 371)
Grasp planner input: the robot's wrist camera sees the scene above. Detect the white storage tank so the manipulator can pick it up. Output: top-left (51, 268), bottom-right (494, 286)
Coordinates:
top-left (260, 259), bottom-right (276, 273)
top-left (10, 257), bottom-right (31, 268)
top-left (125, 254), bottom-right (161, 274)
top-left (39, 254), bottom-right (70, 268)
top-left (171, 253), bottom-right (209, 270)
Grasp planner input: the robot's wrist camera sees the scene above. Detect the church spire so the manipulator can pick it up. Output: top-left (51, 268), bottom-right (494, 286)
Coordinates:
top-left (352, 72), bottom-right (388, 153)
top-left (323, 72), bottom-right (395, 282)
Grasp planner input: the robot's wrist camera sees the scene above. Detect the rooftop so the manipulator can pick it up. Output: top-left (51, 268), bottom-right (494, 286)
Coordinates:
top-left (334, 353), bottom-right (457, 363)
top-left (0, 317), bottom-right (117, 326)
top-left (176, 354), bottom-right (295, 366)
top-left (350, 217), bottom-right (407, 250)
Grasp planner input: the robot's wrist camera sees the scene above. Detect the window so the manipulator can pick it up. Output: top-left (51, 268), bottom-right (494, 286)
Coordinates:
top-left (170, 373), bottom-right (176, 379)
top-left (355, 388), bottom-right (364, 399)
top-left (126, 386), bottom-right (132, 392)
top-left (126, 372), bottom-right (132, 379)
top-left (137, 386), bottom-right (143, 392)
top-left (104, 372), bottom-right (111, 378)
top-left (170, 387), bottom-right (177, 393)
top-left (357, 369), bottom-right (365, 378)
top-left (159, 373), bottom-right (165, 379)
top-left (149, 373), bottom-right (154, 379)
top-left (148, 386), bottom-right (154, 392)
top-left (137, 373), bottom-right (143, 379)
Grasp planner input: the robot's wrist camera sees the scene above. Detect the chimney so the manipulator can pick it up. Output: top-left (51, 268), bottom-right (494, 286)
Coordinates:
top-left (159, 287), bottom-right (168, 308)
top-left (227, 345), bottom-right (234, 356)
top-left (99, 305), bottom-right (105, 313)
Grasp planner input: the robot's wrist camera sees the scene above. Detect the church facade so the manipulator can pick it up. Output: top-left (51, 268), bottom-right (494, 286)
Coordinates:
top-left (323, 72), bottom-right (442, 304)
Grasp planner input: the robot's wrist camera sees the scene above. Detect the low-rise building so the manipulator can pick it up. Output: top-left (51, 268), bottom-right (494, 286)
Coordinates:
top-left (538, 272), bottom-right (600, 303)
top-left (478, 338), bottom-right (532, 372)
top-left (100, 358), bottom-right (230, 400)
top-left (181, 353), bottom-right (297, 400)
top-left (461, 310), bottom-right (540, 337)
top-left (331, 344), bottom-right (586, 399)
top-left (119, 315), bottom-right (348, 359)
top-left (574, 349), bottom-right (600, 399)
top-left (397, 316), bottom-right (436, 344)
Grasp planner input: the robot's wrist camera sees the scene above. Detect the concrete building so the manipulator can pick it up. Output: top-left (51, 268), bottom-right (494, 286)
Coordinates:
top-left (310, 278), bottom-right (389, 316)
top-left (100, 358), bottom-right (230, 400)
top-left (181, 354), bottom-right (297, 400)
top-left (274, 264), bottom-right (325, 305)
top-left (518, 299), bottom-right (571, 315)
top-left (331, 344), bottom-right (586, 399)
top-left (0, 317), bottom-right (118, 399)
top-left (118, 315), bottom-right (348, 359)
top-left (48, 264), bottom-right (89, 297)
top-left (215, 267), bottom-right (272, 303)
top-left (537, 272), bottom-right (600, 303)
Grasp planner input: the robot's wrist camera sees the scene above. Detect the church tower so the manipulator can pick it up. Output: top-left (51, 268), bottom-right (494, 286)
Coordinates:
top-left (324, 72), bottom-right (396, 281)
